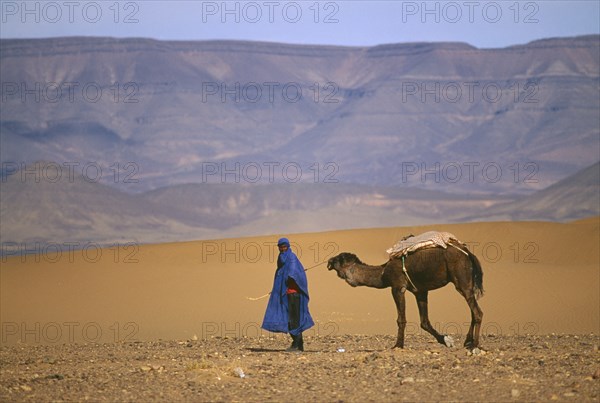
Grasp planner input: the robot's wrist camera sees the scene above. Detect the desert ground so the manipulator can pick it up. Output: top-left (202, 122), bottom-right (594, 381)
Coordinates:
top-left (1, 219), bottom-right (599, 401)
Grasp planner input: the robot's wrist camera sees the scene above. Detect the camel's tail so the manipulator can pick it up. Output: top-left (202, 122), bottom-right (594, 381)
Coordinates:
top-left (468, 251), bottom-right (484, 299)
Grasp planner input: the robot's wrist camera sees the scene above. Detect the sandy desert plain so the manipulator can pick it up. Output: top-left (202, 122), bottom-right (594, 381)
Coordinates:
top-left (1, 218), bottom-right (599, 401)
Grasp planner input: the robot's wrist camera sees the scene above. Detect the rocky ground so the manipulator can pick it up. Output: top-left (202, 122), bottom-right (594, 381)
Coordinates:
top-left (1, 334), bottom-right (599, 402)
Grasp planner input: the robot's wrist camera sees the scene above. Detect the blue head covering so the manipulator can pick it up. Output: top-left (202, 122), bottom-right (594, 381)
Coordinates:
top-left (277, 237), bottom-right (290, 247)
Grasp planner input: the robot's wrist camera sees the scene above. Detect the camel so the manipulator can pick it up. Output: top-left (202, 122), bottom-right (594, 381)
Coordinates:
top-left (327, 243), bottom-right (484, 350)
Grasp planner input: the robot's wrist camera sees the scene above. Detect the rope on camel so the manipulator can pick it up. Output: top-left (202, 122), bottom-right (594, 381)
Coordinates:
top-left (246, 260), bottom-right (328, 301)
top-left (401, 255), bottom-right (419, 291)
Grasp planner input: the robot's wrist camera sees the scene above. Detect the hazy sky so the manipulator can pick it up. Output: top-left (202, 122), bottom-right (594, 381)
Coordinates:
top-left (1, 0), bottom-right (599, 48)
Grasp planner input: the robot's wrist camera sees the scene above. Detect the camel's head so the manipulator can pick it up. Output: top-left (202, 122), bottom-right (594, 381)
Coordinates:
top-left (327, 253), bottom-right (363, 282)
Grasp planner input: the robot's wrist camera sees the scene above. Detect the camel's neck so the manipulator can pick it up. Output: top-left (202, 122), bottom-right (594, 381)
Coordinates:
top-left (346, 263), bottom-right (387, 289)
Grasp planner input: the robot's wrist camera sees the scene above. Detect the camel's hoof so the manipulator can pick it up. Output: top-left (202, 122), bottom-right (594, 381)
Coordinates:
top-left (443, 335), bottom-right (455, 348)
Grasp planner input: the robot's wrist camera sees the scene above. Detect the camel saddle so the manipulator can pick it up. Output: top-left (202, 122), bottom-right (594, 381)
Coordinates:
top-left (386, 231), bottom-right (462, 258)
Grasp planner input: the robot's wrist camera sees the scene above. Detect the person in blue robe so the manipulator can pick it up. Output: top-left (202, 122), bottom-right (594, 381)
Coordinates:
top-left (261, 237), bottom-right (314, 351)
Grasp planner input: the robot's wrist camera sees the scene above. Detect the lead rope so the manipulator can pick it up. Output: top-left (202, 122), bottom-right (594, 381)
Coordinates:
top-left (401, 255), bottom-right (418, 291)
top-left (246, 260), bottom-right (328, 301)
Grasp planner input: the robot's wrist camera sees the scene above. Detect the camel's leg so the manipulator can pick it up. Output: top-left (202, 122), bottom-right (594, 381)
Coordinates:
top-left (448, 254), bottom-right (484, 349)
top-left (392, 287), bottom-right (406, 348)
top-left (463, 292), bottom-right (483, 349)
top-left (415, 291), bottom-right (454, 347)
top-left (454, 284), bottom-right (483, 348)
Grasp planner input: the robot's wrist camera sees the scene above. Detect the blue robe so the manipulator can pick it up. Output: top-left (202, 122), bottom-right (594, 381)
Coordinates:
top-left (261, 247), bottom-right (314, 335)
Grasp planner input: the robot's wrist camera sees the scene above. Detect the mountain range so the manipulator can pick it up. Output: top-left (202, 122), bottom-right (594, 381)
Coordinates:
top-left (1, 35), bottom-right (599, 192)
top-left (0, 36), bottom-right (598, 246)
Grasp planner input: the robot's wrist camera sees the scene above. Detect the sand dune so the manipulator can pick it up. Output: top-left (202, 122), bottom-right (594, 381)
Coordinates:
top-left (1, 219), bottom-right (598, 345)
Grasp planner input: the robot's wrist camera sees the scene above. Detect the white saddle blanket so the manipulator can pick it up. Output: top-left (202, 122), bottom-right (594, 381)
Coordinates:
top-left (386, 231), bottom-right (460, 258)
